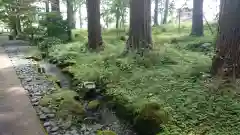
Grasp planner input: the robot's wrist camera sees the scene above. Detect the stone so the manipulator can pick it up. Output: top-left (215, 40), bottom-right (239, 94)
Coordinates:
top-left (41, 107), bottom-right (51, 114)
top-left (51, 126), bottom-right (59, 132)
top-left (83, 82), bottom-right (96, 89)
top-left (43, 122), bottom-right (51, 127)
top-left (32, 102), bottom-right (39, 106)
top-left (90, 124), bottom-right (104, 131)
top-left (34, 92), bottom-right (43, 96)
top-left (26, 78), bottom-right (32, 82)
top-left (61, 120), bottom-right (72, 129)
top-left (31, 98), bottom-right (39, 103)
top-left (70, 129), bottom-right (78, 134)
top-left (39, 114), bottom-right (47, 120)
top-left (51, 132), bottom-right (59, 135)
top-left (47, 113), bottom-right (55, 118)
top-left (46, 127), bottom-right (51, 132)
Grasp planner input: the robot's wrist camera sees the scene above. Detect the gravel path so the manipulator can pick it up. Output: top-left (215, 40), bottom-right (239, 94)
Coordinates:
top-left (0, 42), bottom-right (45, 135)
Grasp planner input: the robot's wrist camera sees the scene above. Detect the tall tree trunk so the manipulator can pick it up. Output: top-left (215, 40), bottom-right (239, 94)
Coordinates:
top-left (67, 0), bottom-right (74, 41)
top-left (126, 0), bottom-right (152, 53)
top-left (115, 8), bottom-right (120, 29)
top-left (162, 0), bottom-right (169, 24)
top-left (45, 0), bottom-right (49, 12)
top-left (154, 0), bottom-right (159, 26)
top-left (211, 0), bottom-right (240, 79)
top-left (51, 0), bottom-right (60, 12)
top-left (87, 0), bottom-right (103, 50)
top-left (79, 5), bottom-right (83, 28)
top-left (191, 0), bottom-right (204, 36)
top-left (67, 0), bottom-right (74, 29)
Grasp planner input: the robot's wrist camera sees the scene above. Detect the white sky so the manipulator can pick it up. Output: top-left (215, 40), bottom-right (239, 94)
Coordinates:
top-left (35, 0), bottom-right (220, 28)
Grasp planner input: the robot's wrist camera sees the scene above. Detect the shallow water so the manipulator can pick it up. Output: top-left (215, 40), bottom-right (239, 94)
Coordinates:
top-left (39, 60), bottom-right (137, 135)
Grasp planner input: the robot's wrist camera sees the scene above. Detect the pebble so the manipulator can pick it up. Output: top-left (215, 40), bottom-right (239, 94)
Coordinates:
top-left (31, 98), bottom-right (38, 103)
top-left (47, 113), bottom-right (55, 118)
top-left (43, 122), bottom-right (51, 127)
top-left (39, 114), bottom-right (47, 121)
top-left (51, 126), bottom-right (59, 132)
top-left (70, 129), bottom-right (78, 134)
top-left (32, 102), bottom-right (39, 106)
top-left (34, 92), bottom-right (43, 96)
top-left (41, 107), bottom-right (51, 114)
top-left (26, 78), bottom-right (32, 82)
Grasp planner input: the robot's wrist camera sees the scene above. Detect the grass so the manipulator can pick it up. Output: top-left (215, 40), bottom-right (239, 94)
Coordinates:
top-left (41, 24), bottom-right (240, 135)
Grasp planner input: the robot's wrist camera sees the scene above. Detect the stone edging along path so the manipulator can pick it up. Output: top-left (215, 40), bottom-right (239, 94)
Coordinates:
top-left (2, 42), bottom-right (83, 135)
top-left (0, 45), bottom-right (46, 135)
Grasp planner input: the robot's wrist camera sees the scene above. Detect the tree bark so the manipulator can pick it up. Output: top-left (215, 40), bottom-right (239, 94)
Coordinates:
top-left (190, 0), bottom-right (204, 36)
top-left (67, 0), bottom-right (74, 41)
top-left (211, 0), bottom-right (240, 79)
top-left (67, 0), bottom-right (75, 29)
top-left (51, 0), bottom-right (60, 12)
top-left (162, 0), bottom-right (169, 24)
top-left (45, 0), bottom-right (49, 12)
top-left (87, 0), bottom-right (103, 50)
top-left (79, 5), bottom-right (83, 28)
top-left (115, 7), bottom-right (120, 29)
top-left (126, 0), bottom-right (152, 53)
top-left (154, 0), bottom-right (159, 26)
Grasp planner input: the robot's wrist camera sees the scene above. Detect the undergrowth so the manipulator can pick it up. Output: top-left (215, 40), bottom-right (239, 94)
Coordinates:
top-left (39, 25), bottom-right (240, 135)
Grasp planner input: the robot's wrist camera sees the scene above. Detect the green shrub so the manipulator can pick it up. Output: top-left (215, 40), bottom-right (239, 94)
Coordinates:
top-left (39, 12), bottom-right (69, 41)
top-left (38, 37), bottom-right (62, 52)
top-left (134, 102), bottom-right (170, 135)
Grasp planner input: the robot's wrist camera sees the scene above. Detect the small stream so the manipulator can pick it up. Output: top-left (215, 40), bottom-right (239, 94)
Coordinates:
top-left (39, 60), bottom-right (137, 135)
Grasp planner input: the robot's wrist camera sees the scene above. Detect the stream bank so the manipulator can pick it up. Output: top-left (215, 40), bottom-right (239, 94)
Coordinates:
top-left (3, 42), bottom-right (137, 135)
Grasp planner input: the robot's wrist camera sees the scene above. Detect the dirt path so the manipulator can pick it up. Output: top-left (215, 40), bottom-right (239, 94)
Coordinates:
top-left (0, 37), bottom-right (45, 135)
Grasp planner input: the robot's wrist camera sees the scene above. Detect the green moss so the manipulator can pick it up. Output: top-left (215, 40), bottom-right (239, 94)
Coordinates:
top-left (134, 102), bottom-right (170, 135)
top-left (87, 100), bottom-right (100, 110)
top-left (45, 25), bottom-right (240, 134)
top-left (97, 130), bottom-right (117, 135)
top-left (25, 48), bottom-right (43, 61)
top-left (40, 89), bottom-right (85, 121)
top-left (45, 74), bottom-right (61, 88)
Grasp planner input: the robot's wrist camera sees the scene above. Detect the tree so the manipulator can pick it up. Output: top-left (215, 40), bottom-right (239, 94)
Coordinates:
top-left (190, 0), bottom-right (203, 36)
top-left (87, 0), bottom-right (103, 50)
top-left (162, 0), bottom-right (169, 24)
top-left (0, 0), bottom-right (36, 37)
top-left (211, 0), bottom-right (240, 79)
top-left (67, 0), bottom-right (74, 41)
top-left (51, 0), bottom-right (60, 12)
top-left (154, 0), bottom-right (159, 26)
top-left (45, 0), bottom-right (50, 12)
top-left (126, 0), bottom-right (152, 53)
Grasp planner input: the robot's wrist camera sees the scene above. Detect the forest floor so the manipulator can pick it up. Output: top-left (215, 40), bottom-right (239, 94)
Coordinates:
top-left (30, 24), bottom-right (240, 135)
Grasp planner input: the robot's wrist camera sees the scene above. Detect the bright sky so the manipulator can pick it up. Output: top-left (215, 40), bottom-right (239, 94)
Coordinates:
top-left (35, 0), bottom-right (220, 29)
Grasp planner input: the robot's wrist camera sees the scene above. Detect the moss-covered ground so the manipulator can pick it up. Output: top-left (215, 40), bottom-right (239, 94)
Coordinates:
top-left (36, 24), bottom-right (240, 135)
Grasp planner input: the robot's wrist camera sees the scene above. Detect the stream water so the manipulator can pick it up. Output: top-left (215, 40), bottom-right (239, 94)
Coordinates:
top-left (39, 60), bottom-right (137, 135)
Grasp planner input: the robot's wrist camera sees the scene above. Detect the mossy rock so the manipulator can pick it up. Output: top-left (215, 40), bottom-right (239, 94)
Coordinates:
top-left (133, 102), bottom-right (170, 135)
top-left (25, 49), bottom-right (43, 61)
top-left (87, 100), bottom-right (100, 110)
top-left (57, 61), bottom-right (76, 69)
top-left (45, 74), bottom-right (61, 88)
top-left (97, 130), bottom-right (117, 135)
top-left (25, 55), bottom-right (42, 61)
top-left (40, 89), bottom-right (85, 121)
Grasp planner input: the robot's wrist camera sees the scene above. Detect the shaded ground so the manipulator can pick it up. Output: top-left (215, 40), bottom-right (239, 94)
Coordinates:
top-left (0, 36), bottom-right (45, 135)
